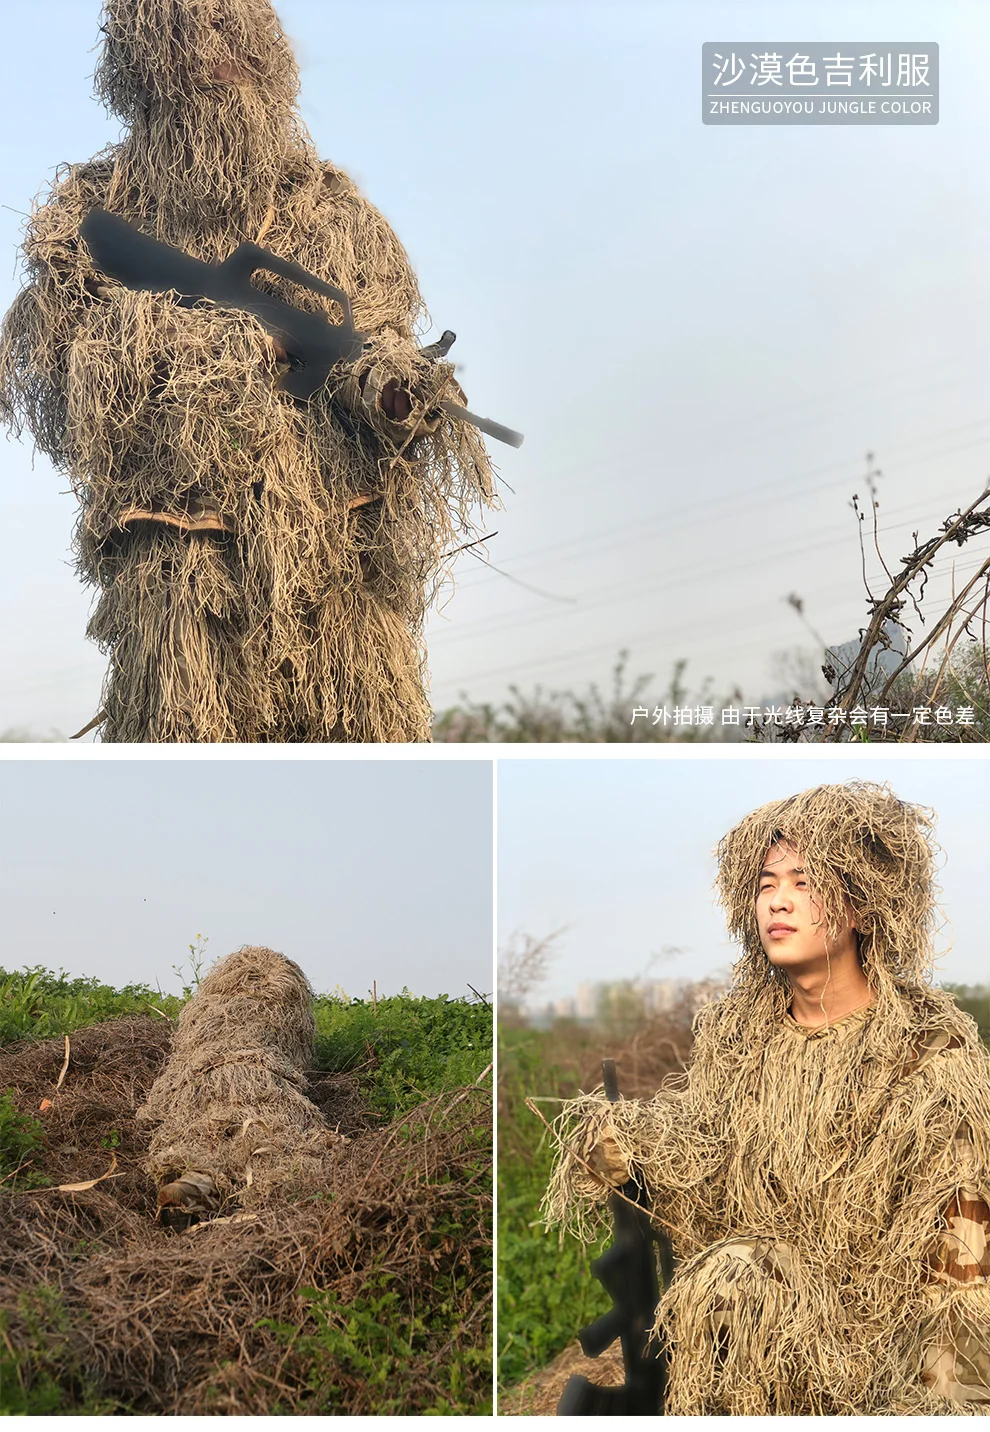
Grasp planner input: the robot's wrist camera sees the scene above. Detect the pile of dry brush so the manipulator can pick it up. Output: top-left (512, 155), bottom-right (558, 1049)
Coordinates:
top-left (1, 1013), bottom-right (491, 1414)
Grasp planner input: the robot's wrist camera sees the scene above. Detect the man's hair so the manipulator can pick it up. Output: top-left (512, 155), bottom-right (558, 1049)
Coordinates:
top-left (715, 781), bottom-right (940, 994)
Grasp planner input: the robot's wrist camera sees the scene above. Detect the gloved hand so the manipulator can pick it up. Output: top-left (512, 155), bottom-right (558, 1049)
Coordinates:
top-left (582, 1114), bottom-right (632, 1188)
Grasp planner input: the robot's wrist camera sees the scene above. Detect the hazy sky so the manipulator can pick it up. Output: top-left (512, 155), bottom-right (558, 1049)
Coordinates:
top-left (0, 759), bottom-right (493, 997)
top-left (498, 755), bottom-right (990, 1000)
top-left (2, 2), bottom-right (990, 735)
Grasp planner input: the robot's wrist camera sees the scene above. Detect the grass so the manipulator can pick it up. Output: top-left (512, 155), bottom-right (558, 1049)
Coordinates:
top-left (0, 966), bottom-right (181, 1045)
top-left (313, 990), bottom-right (492, 1116)
top-left (497, 1025), bottom-right (608, 1391)
top-left (0, 1091), bottom-right (48, 1190)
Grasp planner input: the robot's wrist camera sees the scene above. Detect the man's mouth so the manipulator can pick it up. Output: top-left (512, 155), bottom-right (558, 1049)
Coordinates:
top-left (767, 924), bottom-right (797, 937)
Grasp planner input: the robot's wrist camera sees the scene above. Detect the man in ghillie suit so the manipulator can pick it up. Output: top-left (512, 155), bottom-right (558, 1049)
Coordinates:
top-left (138, 945), bottom-right (338, 1226)
top-left (0, 0), bottom-right (493, 742)
top-left (546, 781), bottom-right (990, 1414)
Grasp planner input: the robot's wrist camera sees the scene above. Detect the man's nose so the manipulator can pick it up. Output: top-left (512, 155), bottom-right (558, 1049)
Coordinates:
top-left (769, 890), bottom-right (792, 911)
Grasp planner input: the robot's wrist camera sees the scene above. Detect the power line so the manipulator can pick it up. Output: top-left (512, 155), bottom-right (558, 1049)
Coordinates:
top-left (433, 477), bottom-right (990, 653)
top-left (432, 504), bottom-right (990, 692)
top-left (453, 415), bottom-right (990, 591)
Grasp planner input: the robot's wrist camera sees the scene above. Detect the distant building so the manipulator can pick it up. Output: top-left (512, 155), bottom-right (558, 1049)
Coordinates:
top-left (574, 982), bottom-right (599, 1020)
top-left (826, 616), bottom-right (909, 696)
top-left (525, 973), bottom-right (726, 1026)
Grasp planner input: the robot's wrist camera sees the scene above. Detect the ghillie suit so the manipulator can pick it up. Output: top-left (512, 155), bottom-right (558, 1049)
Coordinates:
top-left (0, 0), bottom-right (494, 742)
top-left (0, 1015), bottom-right (492, 1412)
top-left (546, 781), bottom-right (990, 1414)
top-left (138, 945), bottom-right (339, 1224)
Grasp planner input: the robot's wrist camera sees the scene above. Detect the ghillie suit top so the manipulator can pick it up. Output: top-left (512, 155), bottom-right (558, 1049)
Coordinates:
top-left (0, 0), bottom-right (494, 742)
top-left (546, 782), bottom-right (990, 1415)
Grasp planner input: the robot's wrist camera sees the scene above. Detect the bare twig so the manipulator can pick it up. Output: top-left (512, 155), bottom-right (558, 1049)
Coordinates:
top-left (54, 1035), bottom-right (71, 1092)
top-left (835, 484), bottom-right (990, 711)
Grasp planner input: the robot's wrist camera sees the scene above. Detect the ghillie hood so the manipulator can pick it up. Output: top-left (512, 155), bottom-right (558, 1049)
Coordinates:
top-left (709, 780), bottom-right (953, 1044)
top-left (94, 0), bottom-right (315, 234)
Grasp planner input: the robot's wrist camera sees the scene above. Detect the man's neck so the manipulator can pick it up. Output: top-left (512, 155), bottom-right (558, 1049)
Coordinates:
top-left (787, 958), bottom-right (875, 1027)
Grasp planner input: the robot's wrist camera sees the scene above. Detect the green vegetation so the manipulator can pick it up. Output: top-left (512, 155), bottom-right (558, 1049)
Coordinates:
top-left (434, 654), bottom-right (737, 743)
top-left (0, 966), bottom-right (181, 1045)
top-left (314, 990), bottom-right (491, 1115)
top-left (0, 728), bottom-right (66, 743)
top-left (497, 1025), bottom-right (608, 1390)
top-left (0, 1288), bottom-right (122, 1416)
top-left (261, 1270), bottom-right (491, 1416)
top-left (0, 1092), bottom-right (47, 1190)
top-left (944, 984), bottom-right (990, 1045)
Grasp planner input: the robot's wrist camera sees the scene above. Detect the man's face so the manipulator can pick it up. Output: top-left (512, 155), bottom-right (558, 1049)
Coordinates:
top-left (755, 840), bottom-right (857, 971)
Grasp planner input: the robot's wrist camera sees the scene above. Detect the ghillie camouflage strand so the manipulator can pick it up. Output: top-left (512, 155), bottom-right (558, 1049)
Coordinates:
top-left (0, 0), bottom-right (494, 741)
top-left (137, 946), bottom-right (337, 1212)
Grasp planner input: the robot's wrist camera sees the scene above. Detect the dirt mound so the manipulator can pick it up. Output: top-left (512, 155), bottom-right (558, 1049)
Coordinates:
top-left (1, 1017), bottom-right (491, 1415)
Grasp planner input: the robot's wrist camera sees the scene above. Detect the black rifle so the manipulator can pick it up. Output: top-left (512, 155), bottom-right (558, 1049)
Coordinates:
top-left (556, 1059), bottom-right (673, 1416)
top-left (78, 208), bottom-right (523, 445)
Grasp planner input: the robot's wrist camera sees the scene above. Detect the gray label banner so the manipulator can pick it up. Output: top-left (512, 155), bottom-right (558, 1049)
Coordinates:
top-left (702, 43), bottom-right (938, 125)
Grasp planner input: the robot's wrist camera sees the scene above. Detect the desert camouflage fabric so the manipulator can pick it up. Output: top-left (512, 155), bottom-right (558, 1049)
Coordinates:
top-left (922, 1123), bottom-right (990, 1401)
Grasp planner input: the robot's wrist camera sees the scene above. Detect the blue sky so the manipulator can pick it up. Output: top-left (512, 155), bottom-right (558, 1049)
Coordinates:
top-left (0, 759), bottom-right (493, 997)
top-left (498, 756), bottom-right (990, 999)
top-left (2, 2), bottom-right (990, 734)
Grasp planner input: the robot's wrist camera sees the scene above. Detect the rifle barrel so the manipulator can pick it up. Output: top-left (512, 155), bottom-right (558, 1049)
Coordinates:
top-left (439, 400), bottom-right (524, 449)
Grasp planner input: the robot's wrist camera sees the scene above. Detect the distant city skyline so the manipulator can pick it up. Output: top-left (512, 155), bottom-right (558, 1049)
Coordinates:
top-left (539, 975), bottom-right (695, 1022)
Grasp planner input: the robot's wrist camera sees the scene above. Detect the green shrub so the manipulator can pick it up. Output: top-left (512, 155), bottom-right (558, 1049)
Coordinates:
top-left (944, 984), bottom-right (990, 1045)
top-left (260, 1271), bottom-right (490, 1416)
top-left (497, 1027), bottom-right (608, 1389)
top-left (0, 1290), bottom-right (121, 1416)
top-left (313, 991), bottom-right (491, 1116)
top-left (0, 966), bottom-right (180, 1046)
top-left (434, 654), bottom-right (736, 744)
